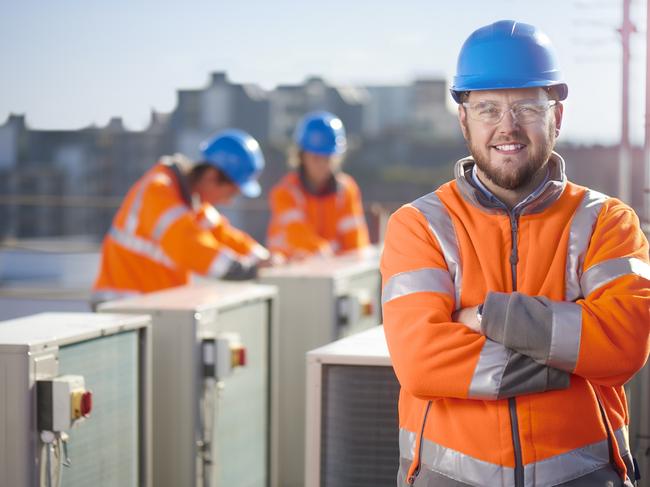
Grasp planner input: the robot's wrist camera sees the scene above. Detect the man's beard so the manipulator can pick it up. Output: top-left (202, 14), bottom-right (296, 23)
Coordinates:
top-left (466, 124), bottom-right (556, 191)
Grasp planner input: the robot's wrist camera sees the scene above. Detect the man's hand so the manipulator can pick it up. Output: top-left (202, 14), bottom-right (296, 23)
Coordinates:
top-left (452, 305), bottom-right (482, 333)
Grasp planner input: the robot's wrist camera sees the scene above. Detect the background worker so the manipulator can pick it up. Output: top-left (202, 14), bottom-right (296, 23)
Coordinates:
top-left (266, 110), bottom-right (370, 260)
top-left (92, 129), bottom-right (271, 304)
top-left (381, 20), bottom-right (650, 486)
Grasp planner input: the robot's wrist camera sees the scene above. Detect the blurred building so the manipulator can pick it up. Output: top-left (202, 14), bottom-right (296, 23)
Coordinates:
top-left (172, 72), bottom-right (270, 160)
top-left (268, 76), bottom-right (367, 146)
top-left (363, 79), bottom-right (458, 141)
top-left (0, 70), bottom-right (481, 241)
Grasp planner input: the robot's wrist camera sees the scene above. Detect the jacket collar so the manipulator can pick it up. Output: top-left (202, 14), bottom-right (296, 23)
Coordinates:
top-left (160, 154), bottom-right (194, 207)
top-left (454, 151), bottom-right (567, 215)
top-left (298, 164), bottom-right (340, 197)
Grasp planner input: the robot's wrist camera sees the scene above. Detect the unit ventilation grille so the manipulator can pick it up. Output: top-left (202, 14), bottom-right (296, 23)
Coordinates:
top-left (321, 364), bottom-right (400, 487)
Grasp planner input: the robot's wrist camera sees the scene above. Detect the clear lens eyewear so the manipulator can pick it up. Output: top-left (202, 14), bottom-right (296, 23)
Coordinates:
top-left (462, 100), bottom-right (557, 125)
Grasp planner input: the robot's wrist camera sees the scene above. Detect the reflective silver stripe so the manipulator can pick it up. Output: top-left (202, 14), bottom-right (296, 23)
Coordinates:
top-left (411, 193), bottom-right (462, 308)
top-left (286, 183), bottom-right (305, 207)
top-left (468, 339), bottom-right (511, 400)
top-left (125, 172), bottom-right (167, 234)
top-left (207, 248), bottom-right (237, 278)
top-left (614, 426), bottom-right (630, 458)
top-left (400, 427), bottom-right (613, 487)
top-left (338, 214), bottom-right (363, 233)
top-left (151, 204), bottom-right (189, 241)
top-left (382, 268), bottom-right (454, 305)
top-left (239, 245), bottom-right (270, 268)
top-left (565, 190), bottom-right (608, 301)
top-left (109, 226), bottom-right (175, 268)
top-left (250, 244), bottom-right (270, 261)
top-left (422, 438), bottom-right (515, 487)
top-left (279, 208), bottom-right (304, 225)
top-left (199, 205), bottom-right (222, 230)
top-left (399, 428), bottom-right (417, 460)
top-left (400, 428), bottom-right (515, 487)
top-left (523, 436), bottom-right (610, 487)
top-left (547, 301), bottom-right (582, 372)
top-left (336, 183), bottom-right (345, 209)
top-left (581, 257), bottom-right (650, 297)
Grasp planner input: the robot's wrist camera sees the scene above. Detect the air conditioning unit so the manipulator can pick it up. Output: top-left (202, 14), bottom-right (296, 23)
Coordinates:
top-left (0, 312), bottom-right (152, 487)
top-left (99, 281), bottom-right (277, 487)
top-left (305, 325), bottom-right (400, 487)
top-left (258, 248), bottom-right (382, 487)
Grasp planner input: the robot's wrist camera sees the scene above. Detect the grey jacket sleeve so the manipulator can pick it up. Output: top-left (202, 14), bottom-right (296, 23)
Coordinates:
top-left (467, 336), bottom-right (570, 400)
top-left (481, 291), bottom-right (582, 373)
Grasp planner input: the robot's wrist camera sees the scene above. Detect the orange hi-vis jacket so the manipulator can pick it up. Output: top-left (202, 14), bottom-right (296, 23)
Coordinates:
top-left (381, 153), bottom-right (650, 487)
top-left (266, 170), bottom-right (370, 259)
top-left (93, 155), bottom-right (268, 302)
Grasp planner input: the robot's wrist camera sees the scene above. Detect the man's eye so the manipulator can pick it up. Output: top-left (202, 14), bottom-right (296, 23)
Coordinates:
top-left (477, 105), bottom-right (499, 115)
top-left (517, 105), bottom-right (541, 114)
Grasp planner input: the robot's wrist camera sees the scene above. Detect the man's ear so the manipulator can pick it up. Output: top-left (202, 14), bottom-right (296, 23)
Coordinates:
top-left (458, 104), bottom-right (469, 140)
top-left (554, 101), bottom-right (564, 133)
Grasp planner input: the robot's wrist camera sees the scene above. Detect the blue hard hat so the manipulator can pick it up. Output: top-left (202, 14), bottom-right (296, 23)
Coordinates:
top-left (294, 111), bottom-right (347, 156)
top-left (199, 129), bottom-right (265, 198)
top-left (450, 20), bottom-right (568, 103)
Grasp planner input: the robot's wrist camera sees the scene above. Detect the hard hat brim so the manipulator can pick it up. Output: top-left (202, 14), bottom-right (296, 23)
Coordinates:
top-left (239, 180), bottom-right (261, 198)
top-left (450, 82), bottom-right (568, 103)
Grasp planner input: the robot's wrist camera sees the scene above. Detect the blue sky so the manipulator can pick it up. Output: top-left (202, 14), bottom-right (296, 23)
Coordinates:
top-left (0, 0), bottom-right (646, 145)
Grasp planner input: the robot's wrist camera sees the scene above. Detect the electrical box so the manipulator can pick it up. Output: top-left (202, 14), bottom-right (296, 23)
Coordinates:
top-left (37, 375), bottom-right (92, 432)
top-left (98, 281), bottom-right (277, 487)
top-left (258, 248), bottom-right (382, 487)
top-left (305, 326), bottom-right (400, 487)
top-left (0, 312), bottom-right (152, 487)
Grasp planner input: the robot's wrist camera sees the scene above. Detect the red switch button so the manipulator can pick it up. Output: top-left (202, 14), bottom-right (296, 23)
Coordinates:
top-left (80, 391), bottom-right (93, 417)
top-left (237, 347), bottom-right (246, 367)
top-left (231, 345), bottom-right (247, 367)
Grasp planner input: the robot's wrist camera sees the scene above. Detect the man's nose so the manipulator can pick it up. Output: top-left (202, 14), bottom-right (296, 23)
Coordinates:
top-left (497, 108), bottom-right (521, 131)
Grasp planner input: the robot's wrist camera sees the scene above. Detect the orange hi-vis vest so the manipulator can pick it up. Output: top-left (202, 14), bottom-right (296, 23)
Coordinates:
top-left (93, 156), bottom-right (268, 302)
top-left (381, 153), bottom-right (650, 486)
top-left (266, 170), bottom-right (370, 259)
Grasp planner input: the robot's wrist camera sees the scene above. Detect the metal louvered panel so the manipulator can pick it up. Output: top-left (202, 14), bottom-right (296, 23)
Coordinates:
top-left (58, 331), bottom-right (140, 487)
top-left (320, 364), bottom-right (400, 487)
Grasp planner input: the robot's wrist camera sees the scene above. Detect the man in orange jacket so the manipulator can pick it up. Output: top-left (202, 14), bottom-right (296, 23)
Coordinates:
top-left (92, 129), bottom-right (271, 304)
top-left (266, 111), bottom-right (369, 260)
top-left (381, 20), bottom-right (650, 486)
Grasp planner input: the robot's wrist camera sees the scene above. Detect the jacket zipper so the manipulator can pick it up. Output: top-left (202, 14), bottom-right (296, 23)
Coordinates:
top-left (508, 212), bottom-right (524, 487)
top-left (508, 398), bottom-right (524, 487)
top-left (509, 214), bottom-right (519, 290)
top-left (407, 401), bottom-right (432, 485)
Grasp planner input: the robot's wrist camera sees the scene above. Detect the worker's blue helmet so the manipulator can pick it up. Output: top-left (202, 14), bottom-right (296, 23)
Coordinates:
top-left (200, 129), bottom-right (265, 198)
top-left (294, 111), bottom-right (347, 156)
top-left (450, 20), bottom-right (568, 103)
